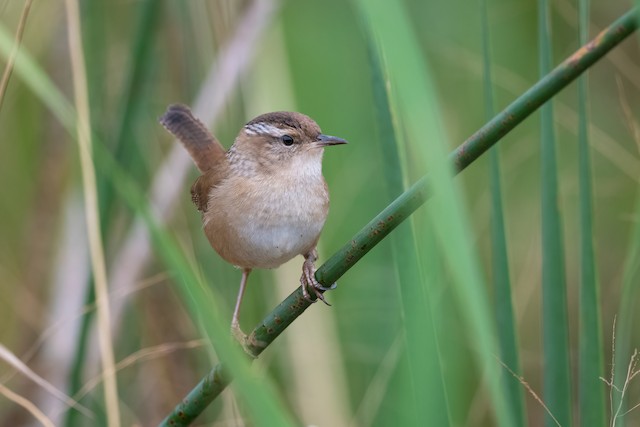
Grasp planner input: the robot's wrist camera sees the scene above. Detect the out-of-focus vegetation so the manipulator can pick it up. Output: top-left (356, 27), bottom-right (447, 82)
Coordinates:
top-left (1, 0), bottom-right (639, 426)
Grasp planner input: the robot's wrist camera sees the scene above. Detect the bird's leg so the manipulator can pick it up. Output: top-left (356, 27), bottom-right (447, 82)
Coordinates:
top-left (300, 248), bottom-right (336, 305)
top-left (231, 268), bottom-right (251, 343)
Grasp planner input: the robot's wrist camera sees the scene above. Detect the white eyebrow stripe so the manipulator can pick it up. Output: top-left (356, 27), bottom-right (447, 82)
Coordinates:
top-left (244, 122), bottom-right (288, 137)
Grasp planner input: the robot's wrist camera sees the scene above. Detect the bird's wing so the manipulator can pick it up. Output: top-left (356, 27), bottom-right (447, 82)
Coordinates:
top-left (190, 169), bottom-right (229, 212)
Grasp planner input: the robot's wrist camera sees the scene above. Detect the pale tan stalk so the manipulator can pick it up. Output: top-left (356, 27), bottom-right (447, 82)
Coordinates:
top-left (0, 344), bottom-right (91, 417)
top-left (64, 0), bottom-right (120, 425)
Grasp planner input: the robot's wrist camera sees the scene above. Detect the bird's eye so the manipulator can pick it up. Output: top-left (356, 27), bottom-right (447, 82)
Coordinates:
top-left (281, 135), bottom-right (294, 146)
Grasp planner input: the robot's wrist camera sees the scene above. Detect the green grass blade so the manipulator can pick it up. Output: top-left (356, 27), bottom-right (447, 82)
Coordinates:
top-left (538, 1), bottom-right (572, 425)
top-left (354, 0), bottom-right (511, 424)
top-left (480, 0), bottom-right (526, 425)
top-left (367, 35), bottom-right (451, 426)
top-left (577, 0), bottom-right (607, 425)
top-left (108, 0), bottom-right (161, 202)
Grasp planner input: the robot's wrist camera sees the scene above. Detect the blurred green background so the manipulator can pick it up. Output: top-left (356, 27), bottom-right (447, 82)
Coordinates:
top-left (1, 0), bottom-right (639, 426)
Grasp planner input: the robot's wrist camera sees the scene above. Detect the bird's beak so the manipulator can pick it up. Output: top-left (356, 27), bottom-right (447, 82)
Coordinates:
top-left (317, 134), bottom-right (348, 147)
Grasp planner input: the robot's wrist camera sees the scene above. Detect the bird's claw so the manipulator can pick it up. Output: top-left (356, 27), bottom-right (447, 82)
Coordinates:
top-left (300, 260), bottom-right (335, 305)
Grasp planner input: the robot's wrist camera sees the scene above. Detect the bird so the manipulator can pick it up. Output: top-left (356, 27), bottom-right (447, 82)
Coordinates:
top-left (159, 104), bottom-right (347, 341)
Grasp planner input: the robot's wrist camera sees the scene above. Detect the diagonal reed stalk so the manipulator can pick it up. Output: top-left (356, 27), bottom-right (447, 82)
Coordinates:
top-left (159, 8), bottom-right (640, 426)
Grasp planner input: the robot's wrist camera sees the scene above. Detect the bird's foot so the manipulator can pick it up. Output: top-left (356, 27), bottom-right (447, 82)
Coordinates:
top-left (300, 258), bottom-right (336, 305)
top-left (230, 321), bottom-right (256, 357)
top-left (231, 321), bottom-right (247, 342)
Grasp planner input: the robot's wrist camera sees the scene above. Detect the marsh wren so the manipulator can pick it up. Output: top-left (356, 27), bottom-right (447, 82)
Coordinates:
top-left (159, 104), bottom-right (347, 340)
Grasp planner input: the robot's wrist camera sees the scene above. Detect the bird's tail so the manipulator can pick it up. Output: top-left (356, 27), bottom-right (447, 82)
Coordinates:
top-left (159, 104), bottom-right (226, 173)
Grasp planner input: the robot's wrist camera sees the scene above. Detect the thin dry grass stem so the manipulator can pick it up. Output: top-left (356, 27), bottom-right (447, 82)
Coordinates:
top-left (0, 0), bottom-right (32, 111)
top-left (0, 272), bottom-right (169, 386)
top-left (609, 317), bottom-right (618, 413)
top-left (602, 348), bottom-right (640, 426)
top-left (0, 344), bottom-right (92, 418)
top-left (496, 357), bottom-right (562, 427)
top-left (615, 75), bottom-right (640, 156)
top-left (64, 0), bottom-right (120, 425)
top-left (599, 316), bottom-right (640, 426)
top-left (72, 340), bottom-right (205, 402)
top-left (0, 383), bottom-right (55, 427)
top-left (622, 398), bottom-right (640, 417)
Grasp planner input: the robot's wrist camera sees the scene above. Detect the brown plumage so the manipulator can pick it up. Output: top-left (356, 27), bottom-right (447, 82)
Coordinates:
top-left (159, 104), bottom-right (226, 173)
top-left (159, 104), bottom-right (347, 342)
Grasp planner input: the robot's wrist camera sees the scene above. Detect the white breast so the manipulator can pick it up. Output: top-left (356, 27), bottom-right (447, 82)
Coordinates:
top-left (204, 154), bottom-right (329, 269)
